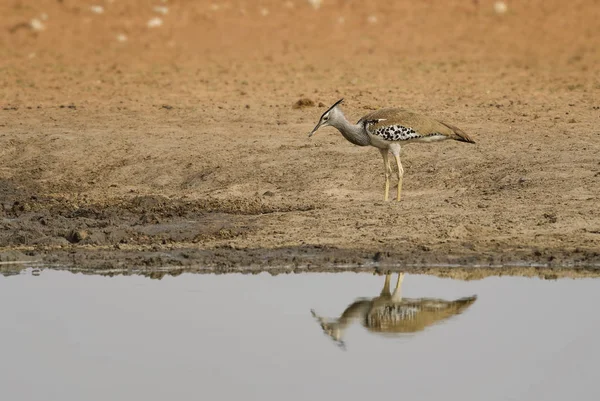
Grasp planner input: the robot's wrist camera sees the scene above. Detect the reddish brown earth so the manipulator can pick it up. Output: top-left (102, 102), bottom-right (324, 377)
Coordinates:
top-left (1, 0), bottom-right (599, 276)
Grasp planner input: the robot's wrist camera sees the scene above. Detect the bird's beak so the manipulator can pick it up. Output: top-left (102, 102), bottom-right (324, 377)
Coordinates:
top-left (308, 121), bottom-right (322, 138)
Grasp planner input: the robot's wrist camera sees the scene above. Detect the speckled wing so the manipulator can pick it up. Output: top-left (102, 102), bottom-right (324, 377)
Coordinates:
top-left (358, 108), bottom-right (475, 143)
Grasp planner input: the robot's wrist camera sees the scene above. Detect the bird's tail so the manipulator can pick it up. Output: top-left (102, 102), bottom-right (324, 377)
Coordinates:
top-left (440, 121), bottom-right (476, 144)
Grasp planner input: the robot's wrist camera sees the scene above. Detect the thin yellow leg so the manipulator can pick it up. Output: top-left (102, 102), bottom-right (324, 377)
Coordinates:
top-left (392, 273), bottom-right (404, 301)
top-left (380, 272), bottom-right (392, 296)
top-left (393, 153), bottom-right (404, 202)
top-left (380, 149), bottom-right (391, 201)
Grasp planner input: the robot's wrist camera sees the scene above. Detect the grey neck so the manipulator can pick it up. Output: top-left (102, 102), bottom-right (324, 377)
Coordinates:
top-left (331, 111), bottom-right (371, 146)
top-left (328, 300), bottom-right (372, 340)
top-left (339, 299), bottom-right (372, 322)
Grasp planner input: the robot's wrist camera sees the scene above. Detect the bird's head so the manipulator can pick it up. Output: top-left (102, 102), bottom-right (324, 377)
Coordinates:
top-left (310, 309), bottom-right (347, 350)
top-left (308, 98), bottom-right (344, 137)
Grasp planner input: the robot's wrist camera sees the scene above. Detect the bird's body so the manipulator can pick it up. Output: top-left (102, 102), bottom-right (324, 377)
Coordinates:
top-left (311, 273), bottom-right (477, 348)
top-left (365, 295), bottom-right (477, 335)
top-left (308, 99), bottom-right (475, 201)
top-left (359, 107), bottom-right (475, 146)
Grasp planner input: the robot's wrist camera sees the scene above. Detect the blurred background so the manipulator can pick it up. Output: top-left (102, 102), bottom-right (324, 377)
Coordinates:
top-left (2, 0), bottom-right (598, 106)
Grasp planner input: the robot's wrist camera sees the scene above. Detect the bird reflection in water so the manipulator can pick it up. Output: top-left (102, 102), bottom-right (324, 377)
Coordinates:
top-left (311, 273), bottom-right (477, 349)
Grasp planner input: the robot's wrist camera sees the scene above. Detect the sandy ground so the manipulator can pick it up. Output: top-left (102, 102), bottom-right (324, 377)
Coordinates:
top-left (1, 0), bottom-right (599, 274)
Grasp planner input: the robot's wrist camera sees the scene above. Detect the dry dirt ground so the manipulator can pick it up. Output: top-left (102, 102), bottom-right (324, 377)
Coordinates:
top-left (1, 0), bottom-right (599, 276)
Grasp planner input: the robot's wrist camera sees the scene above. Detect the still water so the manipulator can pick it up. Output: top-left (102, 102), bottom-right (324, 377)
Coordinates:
top-left (1, 270), bottom-right (599, 401)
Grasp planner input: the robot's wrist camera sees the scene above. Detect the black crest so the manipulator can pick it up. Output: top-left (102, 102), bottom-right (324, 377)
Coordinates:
top-left (319, 98), bottom-right (344, 120)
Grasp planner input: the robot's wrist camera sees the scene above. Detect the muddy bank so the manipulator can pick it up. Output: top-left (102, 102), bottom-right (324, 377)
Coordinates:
top-left (2, 188), bottom-right (600, 272)
top-left (1, 187), bottom-right (311, 249)
top-left (2, 246), bottom-right (600, 281)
